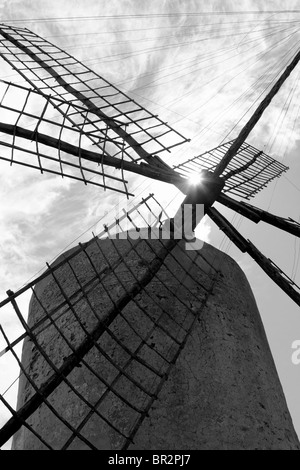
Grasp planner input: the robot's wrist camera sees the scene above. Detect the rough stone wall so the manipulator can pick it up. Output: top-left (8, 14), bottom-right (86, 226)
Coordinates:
top-left (12, 236), bottom-right (300, 450)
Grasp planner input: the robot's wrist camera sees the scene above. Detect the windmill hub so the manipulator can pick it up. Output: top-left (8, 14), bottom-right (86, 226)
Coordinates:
top-left (183, 170), bottom-right (225, 206)
top-left (179, 170), bottom-right (225, 234)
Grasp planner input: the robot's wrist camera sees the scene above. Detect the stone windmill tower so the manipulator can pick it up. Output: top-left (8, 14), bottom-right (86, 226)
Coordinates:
top-left (0, 23), bottom-right (299, 450)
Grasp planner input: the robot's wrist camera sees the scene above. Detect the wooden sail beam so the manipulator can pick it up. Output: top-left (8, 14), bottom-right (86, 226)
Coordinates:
top-left (0, 122), bottom-right (185, 189)
top-left (221, 151), bottom-right (263, 181)
top-left (218, 193), bottom-right (300, 238)
top-left (213, 48), bottom-right (300, 177)
top-left (207, 206), bottom-right (300, 307)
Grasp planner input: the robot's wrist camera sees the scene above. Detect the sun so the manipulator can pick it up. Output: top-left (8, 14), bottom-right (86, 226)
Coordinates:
top-left (188, 173), bottom-right (204, 186)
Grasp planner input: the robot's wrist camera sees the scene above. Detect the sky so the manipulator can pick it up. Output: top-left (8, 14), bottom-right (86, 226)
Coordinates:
top-left (0, 0), bottom-right (300, 449)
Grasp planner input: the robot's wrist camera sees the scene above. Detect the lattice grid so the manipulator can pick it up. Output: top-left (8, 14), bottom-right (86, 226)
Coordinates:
top-left (0, 194), bottom-right (219, 450)
top-left (0, 80), bottom-right (134, 195)
top-left (174, 140), bottom-right (289, 199)
top-left (0, 23), bottom-right (189, 168)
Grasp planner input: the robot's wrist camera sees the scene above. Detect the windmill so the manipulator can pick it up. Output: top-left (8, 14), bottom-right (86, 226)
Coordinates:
top-left (0, 22), bottom-right (299, 450)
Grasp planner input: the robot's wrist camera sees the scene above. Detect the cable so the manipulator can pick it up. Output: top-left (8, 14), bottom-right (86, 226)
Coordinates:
top-left (3, 11), bottom-right (300, 24)
top-left (129, 24), bottom-right (291, 94)
top-left (59, 23), bottom-right (289, 52)
top-left (159, 25), bottom-right (294, 109)
top-left (43, 18), bottom-right (300, 40)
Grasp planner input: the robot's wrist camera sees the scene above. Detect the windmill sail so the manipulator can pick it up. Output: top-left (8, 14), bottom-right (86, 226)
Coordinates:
top-left (174, 140), bottom-right (289, 200)
top-left (0, 23), bottom-right (189, 193)
top-left (0, 194), bottom-right (218, 450)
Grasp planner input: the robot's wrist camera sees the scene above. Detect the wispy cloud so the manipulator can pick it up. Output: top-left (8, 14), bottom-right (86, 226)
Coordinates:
top-left (0, 0), bottom-right (300, 445)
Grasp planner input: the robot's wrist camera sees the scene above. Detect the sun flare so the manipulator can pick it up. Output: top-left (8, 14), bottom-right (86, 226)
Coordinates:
top-left (188, 173), bottom-right (204, 186)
